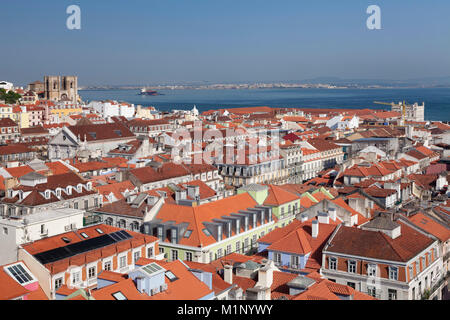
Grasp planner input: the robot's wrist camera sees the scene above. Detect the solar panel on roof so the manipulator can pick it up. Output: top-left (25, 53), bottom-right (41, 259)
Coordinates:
top-left (109, 233), bottom-right (121, 242)
top-left (118, 230), bottom-right (132, 239)
top-left (6, 263), bottom-right (34, 284)
top-left (33, 230), bottom-right (133, 265)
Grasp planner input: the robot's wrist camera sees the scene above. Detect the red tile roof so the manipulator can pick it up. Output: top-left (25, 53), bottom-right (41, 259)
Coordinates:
top-left (68, 123), bottom-right (134, 142)
top-left (263, 184), bottom-right (300, 206)
top-left (326, 222), bottom-right (434, 262)
top-left (0, 263), bottom-right (31, 300)
top-left (408, 213), bottom-right (450, 242)
top-left (155, 193), bottom-right (260, 247)
top-left (22, 224), bottom-right (158, 274)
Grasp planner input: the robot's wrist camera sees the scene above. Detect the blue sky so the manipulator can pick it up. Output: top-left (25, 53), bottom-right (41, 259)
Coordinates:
top-left (1, 0), bottom-right (449, 85)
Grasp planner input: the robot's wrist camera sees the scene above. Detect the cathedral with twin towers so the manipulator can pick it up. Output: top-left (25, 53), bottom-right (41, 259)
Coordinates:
top-left (44, 75), bottom-right (79, 103)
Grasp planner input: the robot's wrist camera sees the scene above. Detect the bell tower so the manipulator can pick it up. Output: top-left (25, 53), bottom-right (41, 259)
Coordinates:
top-left (44, 76), bottom-right (61, 101)
top-left (43, 75), bottom-right (78, 102)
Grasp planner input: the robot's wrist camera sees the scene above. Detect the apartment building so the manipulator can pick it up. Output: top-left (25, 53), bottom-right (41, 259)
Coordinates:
top-left (0, 208), bottom-right (85, 265)
top-left (18, 224), bottom-right (159, 299)
top-left (94, 192), bottom-right (164, 233)
top-left (144, 193), bottom-right (276, 264)
top-left (297, 139), bottom-right (344, 182)
top-left (0, 171), bottom-right (102, 215)
top-left (0, 144), bottom-right (36, 166)
top-left (258, 219), bottom-right (339, 274)
top-left (126, 162), bottom-right (221, 192)
top-left (126, 118), bottom-right (176, 137)
top-left (279, 141), bottom-right (303, 184)
top-left (0, 118), bottom-right (20, 142)
top-left (216, 146), bottom-right (289, 188)
top-left (238, 184), bottom-right (300, 227)
top-left (321, 214), bottom-right (443, 300)
top-left (48, 123), bottom-right (136, 160)
top-left (88, 100), bottom-right (135, 119)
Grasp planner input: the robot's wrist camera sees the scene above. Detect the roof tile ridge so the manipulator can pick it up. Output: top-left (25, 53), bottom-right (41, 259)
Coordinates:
top-left (191, 205), bottom-right (203, 247)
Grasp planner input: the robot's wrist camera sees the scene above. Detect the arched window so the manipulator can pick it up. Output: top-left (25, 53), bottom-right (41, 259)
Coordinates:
top-left (117, 219), bottom-right (126, 229)
top-left (131, 222), bottom-right (140, 232)
top-left (105, 218), bottom-right (113, 226)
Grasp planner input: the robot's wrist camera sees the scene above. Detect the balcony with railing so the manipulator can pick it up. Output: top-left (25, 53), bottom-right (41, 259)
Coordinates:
top-left (87, 277), bottom-right (97, 287)
top-left (420, 271), bottom-right (449, 300)
top-left (278, 208), bottom-right (299, 220)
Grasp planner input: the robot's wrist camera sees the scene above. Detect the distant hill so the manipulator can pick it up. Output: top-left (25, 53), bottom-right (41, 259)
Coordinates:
top-left (300, 76), bottom-right (450, 87)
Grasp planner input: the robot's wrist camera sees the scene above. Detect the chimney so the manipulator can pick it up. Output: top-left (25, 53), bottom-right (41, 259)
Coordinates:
top-left (186, 185), bottom-right (200, 200)
top-left (175, 190), bottom-right (187, 203)
top-left (317, 212), bottom-right (329, 224)
top-left (146, 196), bottom-right (157, 206)
top-left (257, 262), bottom-right (274, 288)
top-left (328, 208), bottom-right (337, 221)
top-left (312, 220), bottom-right (319, 238)
top-left (224, 265), bottom-right (233, 285)
top-left (300, 213), bottom-right (308, 222)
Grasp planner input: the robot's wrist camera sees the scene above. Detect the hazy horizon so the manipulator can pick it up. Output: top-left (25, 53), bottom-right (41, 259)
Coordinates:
top-left (1, 0), bottom-right (450, 86)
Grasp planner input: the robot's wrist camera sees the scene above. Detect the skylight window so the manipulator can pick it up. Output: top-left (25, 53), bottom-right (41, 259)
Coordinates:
top-left (80, 232), bottom-right (89, 238)
top-left (165, 271), bottom-right (178, 282)
top-left (202, 228), bottom-right (211, 236)
top-left (88, 132), bottom-right (97, 139)
top-left (95, 228), bottom-right (104, 234)
top-left (111, 291), bottom-right (127, 300)
top-left (184, 230), bottom-right (192, 238)
top-left (5, 263), bottom-right (35, 285)
top-left (141, 262), bottom-right (164, 276)
top-left (61, 237), bottom-right (72, 244)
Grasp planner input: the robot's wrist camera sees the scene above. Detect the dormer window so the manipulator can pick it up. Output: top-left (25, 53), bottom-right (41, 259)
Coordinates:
top-left (348, 260), bottom-right (356, 273)
top-left (157, 227), bottom-right (163, 240)
top-left (56, 189), bottom-right (61, 197)
top-left (217, 225), bottom-right (222, 241)
top-left (389, 266), bottom-right (398, 280)
top-left (77, 184), bottom-right (82, 193)
top-left (367, 264), bottom-right (377, 277)
top-left (329, 257), bottom-right (337, 270)
top-left (202, 228), bottom-right (211, 237)
top-left (45, 190), bottom-right (51, 199)
top-left (66, 186), bottom-right (72, 195)
top-left (86, 182), bottom-right (92, 191)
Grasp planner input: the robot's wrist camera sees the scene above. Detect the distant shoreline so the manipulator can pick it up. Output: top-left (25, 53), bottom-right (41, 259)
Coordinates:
top-left (79, 85), bottom-right (450, 91)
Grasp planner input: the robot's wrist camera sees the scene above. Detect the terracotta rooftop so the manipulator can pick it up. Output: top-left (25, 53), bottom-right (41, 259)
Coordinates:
top-left (326, 222), bottom-right (434, 262)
